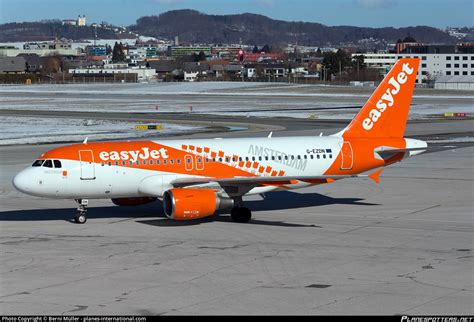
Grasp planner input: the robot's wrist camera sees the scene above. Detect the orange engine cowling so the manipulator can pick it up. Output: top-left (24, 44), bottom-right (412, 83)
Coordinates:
top-left (111, 197), bottom-right (157, 206)
top-left (163, 188), bottom-right (234, 220)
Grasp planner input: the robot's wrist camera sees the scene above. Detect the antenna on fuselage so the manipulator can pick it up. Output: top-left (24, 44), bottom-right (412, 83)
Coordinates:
top-left (83, 137), bottom-right (88, 144)
top-left (268, 132), bottom-right (273, 138)
top-left (319, 132), bottom-right (323, 137)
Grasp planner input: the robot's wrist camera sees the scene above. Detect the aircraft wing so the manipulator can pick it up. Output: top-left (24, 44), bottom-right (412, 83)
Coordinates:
top-left (171, 174), bottom-right (358, 188)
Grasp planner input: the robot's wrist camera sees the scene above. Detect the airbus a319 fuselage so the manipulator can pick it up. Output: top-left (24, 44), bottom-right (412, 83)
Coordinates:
top-left (13, 58), bottom-right (427, 224)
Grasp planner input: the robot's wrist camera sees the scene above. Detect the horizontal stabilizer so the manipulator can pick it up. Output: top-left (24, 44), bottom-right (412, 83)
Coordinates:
top-left (375, 146), bottom-right (427, 160)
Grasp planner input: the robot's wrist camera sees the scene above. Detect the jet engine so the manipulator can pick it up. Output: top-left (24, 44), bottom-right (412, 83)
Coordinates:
top-left (163, 188), bottom-right (233, 220)
top-left (111, 197), bottom-right (157, 206)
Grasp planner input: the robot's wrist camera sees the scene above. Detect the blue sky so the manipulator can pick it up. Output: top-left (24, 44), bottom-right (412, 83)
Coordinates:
top-left (0, 0), bottom-right (472, 28)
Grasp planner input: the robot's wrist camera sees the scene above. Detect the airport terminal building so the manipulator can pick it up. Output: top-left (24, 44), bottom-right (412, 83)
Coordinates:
top-left (354, 44), bottom-right (474, 85)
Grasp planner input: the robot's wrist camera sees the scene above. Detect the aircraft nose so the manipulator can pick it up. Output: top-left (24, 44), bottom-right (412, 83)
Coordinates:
top-left (12, 169), bottom-right (31, 194)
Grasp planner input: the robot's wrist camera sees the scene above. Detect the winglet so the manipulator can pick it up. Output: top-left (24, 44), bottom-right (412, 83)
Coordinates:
top-left (368, 168), bottom-right (384, 184)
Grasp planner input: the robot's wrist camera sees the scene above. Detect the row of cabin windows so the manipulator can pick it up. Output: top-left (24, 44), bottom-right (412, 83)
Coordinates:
top-left (32, 159), bottom-right (62, 168)
top-left (100, 154), bottom-right (333, 167)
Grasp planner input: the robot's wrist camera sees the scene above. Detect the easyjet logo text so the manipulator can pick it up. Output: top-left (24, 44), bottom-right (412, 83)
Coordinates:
top-left (99, 147), bottom-right (169, 162)
top-left (362, 62), bottom-right (414, 131)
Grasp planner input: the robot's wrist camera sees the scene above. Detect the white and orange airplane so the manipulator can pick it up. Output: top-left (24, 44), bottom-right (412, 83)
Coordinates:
top-left (13, 58), bottom-right (427, 224)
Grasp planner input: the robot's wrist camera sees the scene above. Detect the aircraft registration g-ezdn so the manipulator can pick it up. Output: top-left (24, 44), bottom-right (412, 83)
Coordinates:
top-left (13, 58), bottom-right (427, 224)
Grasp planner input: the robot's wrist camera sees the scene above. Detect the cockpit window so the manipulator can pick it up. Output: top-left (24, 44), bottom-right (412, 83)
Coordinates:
top-left (53, 160), bottom-right (62, 168)
top-left (32, 160), bottom-right (44, 167)
top-left (43, 160), bottom-right (53, 168)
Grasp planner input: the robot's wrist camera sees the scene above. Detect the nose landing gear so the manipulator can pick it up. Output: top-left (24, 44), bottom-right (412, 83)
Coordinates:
top-left (74, 199), bottom-right (88, 224)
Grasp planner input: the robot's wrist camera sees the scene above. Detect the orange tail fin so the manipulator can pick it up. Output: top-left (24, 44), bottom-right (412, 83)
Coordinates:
top-left (342, 58), bottom-right (420, 139)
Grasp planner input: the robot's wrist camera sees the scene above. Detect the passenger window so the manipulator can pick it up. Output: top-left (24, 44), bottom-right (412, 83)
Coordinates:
top-left (53, 160), bottom-right (62, 168)
top-left (115, 161), bottom-right (119, 166)
top-left (252, 157), bottom-right (255, 161)
top-left (265, 156), bottom-right (269, 161)
top-left (271, 156), bottom-right (275, 161)
top-left (143, 160), bottom-right (146, 165)
top-left (122, 161), bottom-right (126, 166)
top-left (101, 162), bottom-right (105, 166)
top-left (129, 161), bottom-right (133, 165)
top-left (157, 160), bottom-right (160, 165)
top-left (108, 162), bottom-right (112, 166)
top-left (136, 161), bottom-right (139, 165)
top-left (43, 160), bottom-right (53, 168)
top-left (32, 160), bottom-right (44, 167)
top-left (170, 159), bottom-right (174, 164)
top-left (323, 154), bottom-right (326, 159)
top-left (163, 160), bottom-right (167, 165)
top-left (258, 157), bottom-right (262, 161)
top-left (310, 155), bottom-right (314, 159)
top-left (317, 155), bottom-right (320, 159)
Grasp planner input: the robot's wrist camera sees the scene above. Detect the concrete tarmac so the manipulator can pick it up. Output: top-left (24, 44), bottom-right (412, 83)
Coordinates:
top-left (0, 83), bottom-right (472, 314)
top-left (0, 137), bottom-right (472, 315)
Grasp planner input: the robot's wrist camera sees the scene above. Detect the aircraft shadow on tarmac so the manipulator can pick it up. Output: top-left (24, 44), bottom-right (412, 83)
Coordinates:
top-left (0, 191), bottom-right (377, 227)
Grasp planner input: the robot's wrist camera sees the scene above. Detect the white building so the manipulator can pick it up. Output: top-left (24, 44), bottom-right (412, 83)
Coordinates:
top-left (354, 45), bottom-right (474, 84)
top-left (184, 71), bottom-right (199, 82)
top-left (434, 75), bottom-right (474, 90)
top-left (69, 66), bottom-right (156, 81)
top-left (245, 67), bottom-right (256, 78)
top-left (0, 42), bottom-right (80, 57)
top-left (77, 15), bottom-right (86, 26)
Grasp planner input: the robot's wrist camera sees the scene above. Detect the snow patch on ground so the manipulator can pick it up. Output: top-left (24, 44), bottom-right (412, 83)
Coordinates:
top-left (0, 117), bottom-right (205, 145)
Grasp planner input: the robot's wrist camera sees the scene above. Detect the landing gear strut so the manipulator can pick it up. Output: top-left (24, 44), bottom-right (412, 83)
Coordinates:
top-left (230, 206), bottom-right (252, 223)
top-left (74, 199), bottom-right (88, 224)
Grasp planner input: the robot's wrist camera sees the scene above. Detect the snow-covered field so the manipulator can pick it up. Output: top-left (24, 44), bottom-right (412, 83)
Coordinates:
top-left (1, 82), bottom-right (472, 120)
top-left (0, 116), bottom-right (204, 145)
top-left (0, 82), bottom-right (472, 144)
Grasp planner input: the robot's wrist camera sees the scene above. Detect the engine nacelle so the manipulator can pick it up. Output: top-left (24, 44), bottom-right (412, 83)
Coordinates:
top-left (111, 197), bottom-right (157, 206)
top-left (163, 188), bottom-right (233, 220)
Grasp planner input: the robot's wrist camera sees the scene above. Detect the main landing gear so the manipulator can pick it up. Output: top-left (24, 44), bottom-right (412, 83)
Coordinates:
top-left (230, 206), bottom-right (252, 223)
top-left (74, 199), bottom-right (88, 224)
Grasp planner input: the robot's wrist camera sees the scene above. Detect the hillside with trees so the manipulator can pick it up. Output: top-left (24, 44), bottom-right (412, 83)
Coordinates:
top-left (130, 10), bottom-right (456, 46)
